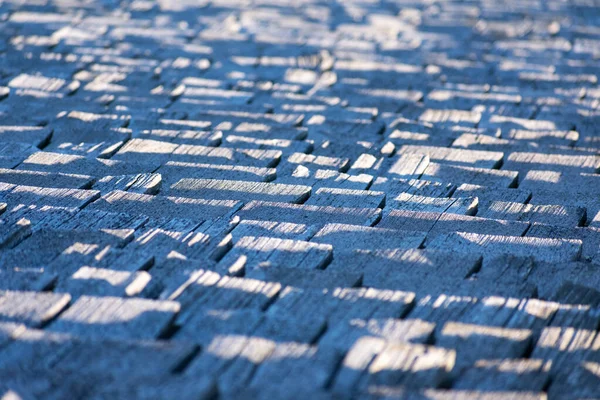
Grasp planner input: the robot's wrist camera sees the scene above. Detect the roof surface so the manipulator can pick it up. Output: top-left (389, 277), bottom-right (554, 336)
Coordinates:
top-left (0, 0), bottom-right (599, 398)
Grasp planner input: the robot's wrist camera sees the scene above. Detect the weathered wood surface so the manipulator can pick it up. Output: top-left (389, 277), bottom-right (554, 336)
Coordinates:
top-left (0, 0), bottom-right (598, 397)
